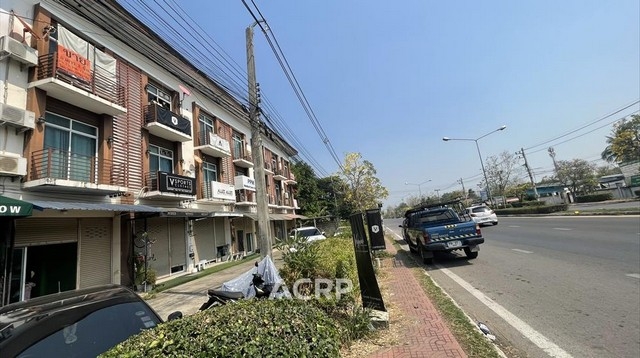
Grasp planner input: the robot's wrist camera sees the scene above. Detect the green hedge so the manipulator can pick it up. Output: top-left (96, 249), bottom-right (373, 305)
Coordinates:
top-left (575, 193), bottom-right (613, 203)
top-left (101, 299), bottom-right (343, 358)
top-left (510, 200), bottom-right (546, 208)
top-left (495, 204), bottom-right (568, 215)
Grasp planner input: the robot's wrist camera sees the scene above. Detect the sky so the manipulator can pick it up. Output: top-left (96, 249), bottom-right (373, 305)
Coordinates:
top-left (119, 0), bottom-right (640, 208)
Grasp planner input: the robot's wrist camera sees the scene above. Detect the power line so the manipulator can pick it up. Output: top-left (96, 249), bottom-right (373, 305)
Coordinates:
top-left (524, 100), bottom-right (639, 151)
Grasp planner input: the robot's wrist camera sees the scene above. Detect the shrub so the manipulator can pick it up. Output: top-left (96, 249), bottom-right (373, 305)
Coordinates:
top-left (100, 299), bottom-right (342, 358)
top-left (495, 204), bottom-right (568, 215)
top-left (576, 193), bottom-right (613, 203)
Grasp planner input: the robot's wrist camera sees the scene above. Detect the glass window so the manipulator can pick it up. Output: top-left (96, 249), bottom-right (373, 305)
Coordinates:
top-left (203, 161), bottom-right (218, 198)
top-left (147, 83), bottom-right (172, 110)
top-left (149, 145), bottom-right (173, 174)
top-left (198, 113), bottom-right (215, 146)
top-left (43, 113), bottom-right (97, 182)
top-left (232, 132), bottom-right (244, 158)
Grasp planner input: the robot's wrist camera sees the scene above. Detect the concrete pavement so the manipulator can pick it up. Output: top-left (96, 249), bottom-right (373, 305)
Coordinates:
top-left (146, 251), bottom-right (284, 320)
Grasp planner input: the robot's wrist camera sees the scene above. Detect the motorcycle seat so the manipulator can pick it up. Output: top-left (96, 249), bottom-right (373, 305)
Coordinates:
top-left (208, 289), bottom-right (244, 300)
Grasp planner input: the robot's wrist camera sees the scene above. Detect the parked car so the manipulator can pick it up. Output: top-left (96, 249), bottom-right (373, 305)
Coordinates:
top-left (401, 200), bottom-right (484, 264)
top-left (289, 226), bottom-right (327, 242)
top-left (465, 205), bottom-right (498, 226)
top-left (0, 284), bottom-right (181, 358)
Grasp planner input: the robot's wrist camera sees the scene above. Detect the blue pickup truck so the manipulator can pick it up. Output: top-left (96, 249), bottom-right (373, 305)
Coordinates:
top-left (400, 200), bottom-right (484, 264)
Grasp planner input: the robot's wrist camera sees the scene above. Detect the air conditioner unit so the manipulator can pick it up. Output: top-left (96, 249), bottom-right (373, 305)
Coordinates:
top-left (0, 155), bottom-right (27, 176)
top-left (0, 103), bottom-right (35, 129)
top-left (0, 36), bottom-right (38, 66)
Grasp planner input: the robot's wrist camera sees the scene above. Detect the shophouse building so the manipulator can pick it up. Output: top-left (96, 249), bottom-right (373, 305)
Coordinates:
top-left (0, 0), bottom-right (300, 305)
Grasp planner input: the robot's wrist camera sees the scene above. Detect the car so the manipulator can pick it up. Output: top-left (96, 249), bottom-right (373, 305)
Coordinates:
top-left (333, 226), bottom-right (349, 237)
top-left (465, 205), bottom-right (498, 226)
top-left (0, 284), bottom-right (181, 358)
top-left (289, 226), bottom-right (327, 242)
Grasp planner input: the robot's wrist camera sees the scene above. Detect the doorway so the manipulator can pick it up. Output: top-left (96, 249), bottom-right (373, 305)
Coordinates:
top-left (9, 243), bottom-right (77, 303)
top-left (236, 230), bottom-right (244, 252)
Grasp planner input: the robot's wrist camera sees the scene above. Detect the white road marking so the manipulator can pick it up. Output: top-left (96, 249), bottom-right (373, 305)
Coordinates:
top-left (626, 273), bottom-right (640, 279)
top-left (553, 228), bottom-right (572, 231)
top-left (508, 225), bottom-right (521, 228)
top-left (436, 266), bottom-right (573, 358)
top-left (512, 249), bottom-right (533, 254)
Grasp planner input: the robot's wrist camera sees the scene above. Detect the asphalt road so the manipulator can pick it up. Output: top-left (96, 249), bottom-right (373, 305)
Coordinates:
top-left (385, 216), bottom-right (640, 358)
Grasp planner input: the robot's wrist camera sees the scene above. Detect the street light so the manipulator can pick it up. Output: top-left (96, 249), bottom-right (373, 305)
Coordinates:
top-left (442, 125), bottom-right (507, 205)
top-left (404, 179), bottom-right (432, 198)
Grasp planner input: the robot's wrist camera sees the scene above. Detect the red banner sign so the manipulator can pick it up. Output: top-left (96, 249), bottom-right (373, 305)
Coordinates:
top-left (57, 44), bottom-right (91, 82)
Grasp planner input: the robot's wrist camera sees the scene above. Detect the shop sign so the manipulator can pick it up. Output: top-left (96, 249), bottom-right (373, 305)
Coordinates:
top-left (159, 171), bottom-right (196, 195)
top-left (211, 181), bottom-right (235, 201)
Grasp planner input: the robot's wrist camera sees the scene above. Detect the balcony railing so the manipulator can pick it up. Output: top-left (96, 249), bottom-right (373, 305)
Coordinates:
top-left (34, 52), bottom-right (125, 108)
top-left (195, 130), bottom-right (231, 157)
top-left (29, 148), bottom-right (126, 186)
top-left (144, 103), bottom-right (191, 138)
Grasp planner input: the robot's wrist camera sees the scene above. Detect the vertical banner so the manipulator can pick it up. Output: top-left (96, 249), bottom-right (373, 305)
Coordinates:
top-left (366, 208), bottom-right (386, 250)
top-left (349, 213), bottom-right (386, 311)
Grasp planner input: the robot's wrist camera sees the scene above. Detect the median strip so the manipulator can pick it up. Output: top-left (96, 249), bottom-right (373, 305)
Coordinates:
top-left (512, 249), bottom-right (533, 254)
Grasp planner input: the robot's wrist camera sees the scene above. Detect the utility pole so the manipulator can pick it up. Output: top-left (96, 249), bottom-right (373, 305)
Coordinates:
top-left (458, 178), bottom-right (467, 203)
top-left (246, 22), bottom-right (271, 258)
top-left (517, 148), bottom-right (539, 200)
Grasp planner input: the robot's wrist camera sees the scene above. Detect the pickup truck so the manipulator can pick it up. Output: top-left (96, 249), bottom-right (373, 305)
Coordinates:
top-left (399, 200), bottom-right (484, 264)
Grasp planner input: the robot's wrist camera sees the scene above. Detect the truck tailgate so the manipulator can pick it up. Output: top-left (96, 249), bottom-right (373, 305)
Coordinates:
top-left (425, 221), bottom-right (478, 242)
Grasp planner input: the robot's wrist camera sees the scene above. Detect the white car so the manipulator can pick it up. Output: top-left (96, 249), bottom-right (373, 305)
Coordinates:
top-left (465, 205), bottom-right (498, 226)
top-left (289, 226), bottom-right (327, 242)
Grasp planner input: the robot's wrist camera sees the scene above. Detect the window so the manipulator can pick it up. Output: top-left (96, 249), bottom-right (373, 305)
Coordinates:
top-left (232, 132), bottom-right (244, 158)
top-left (149, 145), bottom-right (173, 175)
top-left (147, 83), bottom-right (172, 110)
top-left (198, 113), bottom-right (215, 146)
top-left (203, 161), bottom-right (218, 198)
top-left (43, 113), bottom-right (98, 182)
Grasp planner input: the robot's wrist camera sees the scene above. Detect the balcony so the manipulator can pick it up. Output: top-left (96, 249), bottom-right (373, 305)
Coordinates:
top-left (24, 148), bottom-right (128, 194)
top-left (233, 154), bottom-right (254, 168)
top-left (264, 162), bottom-right (274, 174)
top-left (144, 103), bottom-right (191, 142)
top-left (235, 191), bottom-right (256, 206)
top-left (202, 181), bottom-right (236, 202)
top-left (29, 53), bottom-right (126, 116)
top-left (194, 131), bottom-right (231, 158)
top-left (273, 169), bottom-right (287, 181)
top-left (286, 172), bottom-right (297, 185)
top-left (143, 171), bottom-right (196, 200)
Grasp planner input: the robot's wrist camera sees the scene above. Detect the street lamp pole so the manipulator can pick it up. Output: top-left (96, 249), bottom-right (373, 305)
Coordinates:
top-left (443, 125), bottom-right (506, 206)
top-left (405, 179), bottom-right (432, 199)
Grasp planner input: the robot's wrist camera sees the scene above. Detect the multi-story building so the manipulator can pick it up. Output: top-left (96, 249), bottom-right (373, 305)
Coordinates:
top-left (0, 0), bottom-right (301, 306)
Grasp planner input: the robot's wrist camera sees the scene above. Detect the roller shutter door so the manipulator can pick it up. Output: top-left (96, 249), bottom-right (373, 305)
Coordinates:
top-left (169, 218), bottom-right (186, 273)
top-left (214, 218), bottom-right (226, 250)
top-left (194, 219), bottom-right (215, 262)
top-left (146, 217), bottom-right (170, 277)
top-left (78, 218), bottom-right (112, 288)
top-left (15, 218), bottom-right (77, 246)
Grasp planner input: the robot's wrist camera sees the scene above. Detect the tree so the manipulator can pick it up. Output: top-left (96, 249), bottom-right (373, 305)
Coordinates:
top-left (483, 151), bottom-right (523, 202)
top-left (317, 175), bottom-right (354, 220)
top-left (601, 115), bottom-right (640, 164)
top-left (555, 159), bottom-right (597, 195)
top-left (595, 165), bottom-right (622, 178)
top-left (291, 161), bottom-right (324, 217)
top-left (338, 152), bottom-right (389, 213)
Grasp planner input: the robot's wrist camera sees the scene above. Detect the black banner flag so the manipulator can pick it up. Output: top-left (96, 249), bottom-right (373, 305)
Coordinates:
top-left (349, 212), bottom-right (386, 311)
top-left (366, 209), bottom-right (386, 250)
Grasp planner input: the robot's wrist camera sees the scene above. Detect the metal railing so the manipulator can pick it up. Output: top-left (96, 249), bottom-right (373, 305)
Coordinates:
top-left (30, 148), bottom-right (126, 186)
top-left (35, 53), bottom-right (125, 107)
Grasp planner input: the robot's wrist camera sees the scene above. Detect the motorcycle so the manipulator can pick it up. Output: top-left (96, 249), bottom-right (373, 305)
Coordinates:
top-left (198, 256), bottom-right (285, 311)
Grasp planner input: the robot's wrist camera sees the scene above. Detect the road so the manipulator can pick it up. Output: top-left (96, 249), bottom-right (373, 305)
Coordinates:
top-left (385, 216), bottom-right (640, 358)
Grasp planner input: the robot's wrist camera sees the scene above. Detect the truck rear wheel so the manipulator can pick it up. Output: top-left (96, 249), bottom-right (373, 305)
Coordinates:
top-left (464, 247), bottom-right (478, 259)
top-left (418, 244), bottom-right (433, 265)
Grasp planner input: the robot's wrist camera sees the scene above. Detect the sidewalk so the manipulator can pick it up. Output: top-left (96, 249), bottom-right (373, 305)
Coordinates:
top-left (367, 236), bottom-right (467, 358)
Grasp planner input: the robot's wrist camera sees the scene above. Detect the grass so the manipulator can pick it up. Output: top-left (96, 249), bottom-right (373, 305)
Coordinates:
top-left (387, 235), bottom-right (501, 358)
top-left (148, 253), bottom-right (260, 294)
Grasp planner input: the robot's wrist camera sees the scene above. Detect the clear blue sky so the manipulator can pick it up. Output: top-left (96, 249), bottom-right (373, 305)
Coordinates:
top-left (121, 0), bottom-right (640, 208)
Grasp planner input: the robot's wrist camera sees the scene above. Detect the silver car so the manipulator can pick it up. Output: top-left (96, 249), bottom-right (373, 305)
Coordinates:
top-left (466, 205), bottom-right (498, 226)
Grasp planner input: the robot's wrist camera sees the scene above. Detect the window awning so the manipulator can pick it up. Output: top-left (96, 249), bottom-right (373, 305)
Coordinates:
top-left (24, 200), bottom-right (163, 213)
top-left (286, 214), bottom-right (308, 220)
top-left (0, 195), bottom-right (35, 217)
top-left (269, 214), bottom-right (291, 221)
top-left (159, 208), bottom-right (210, 218)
